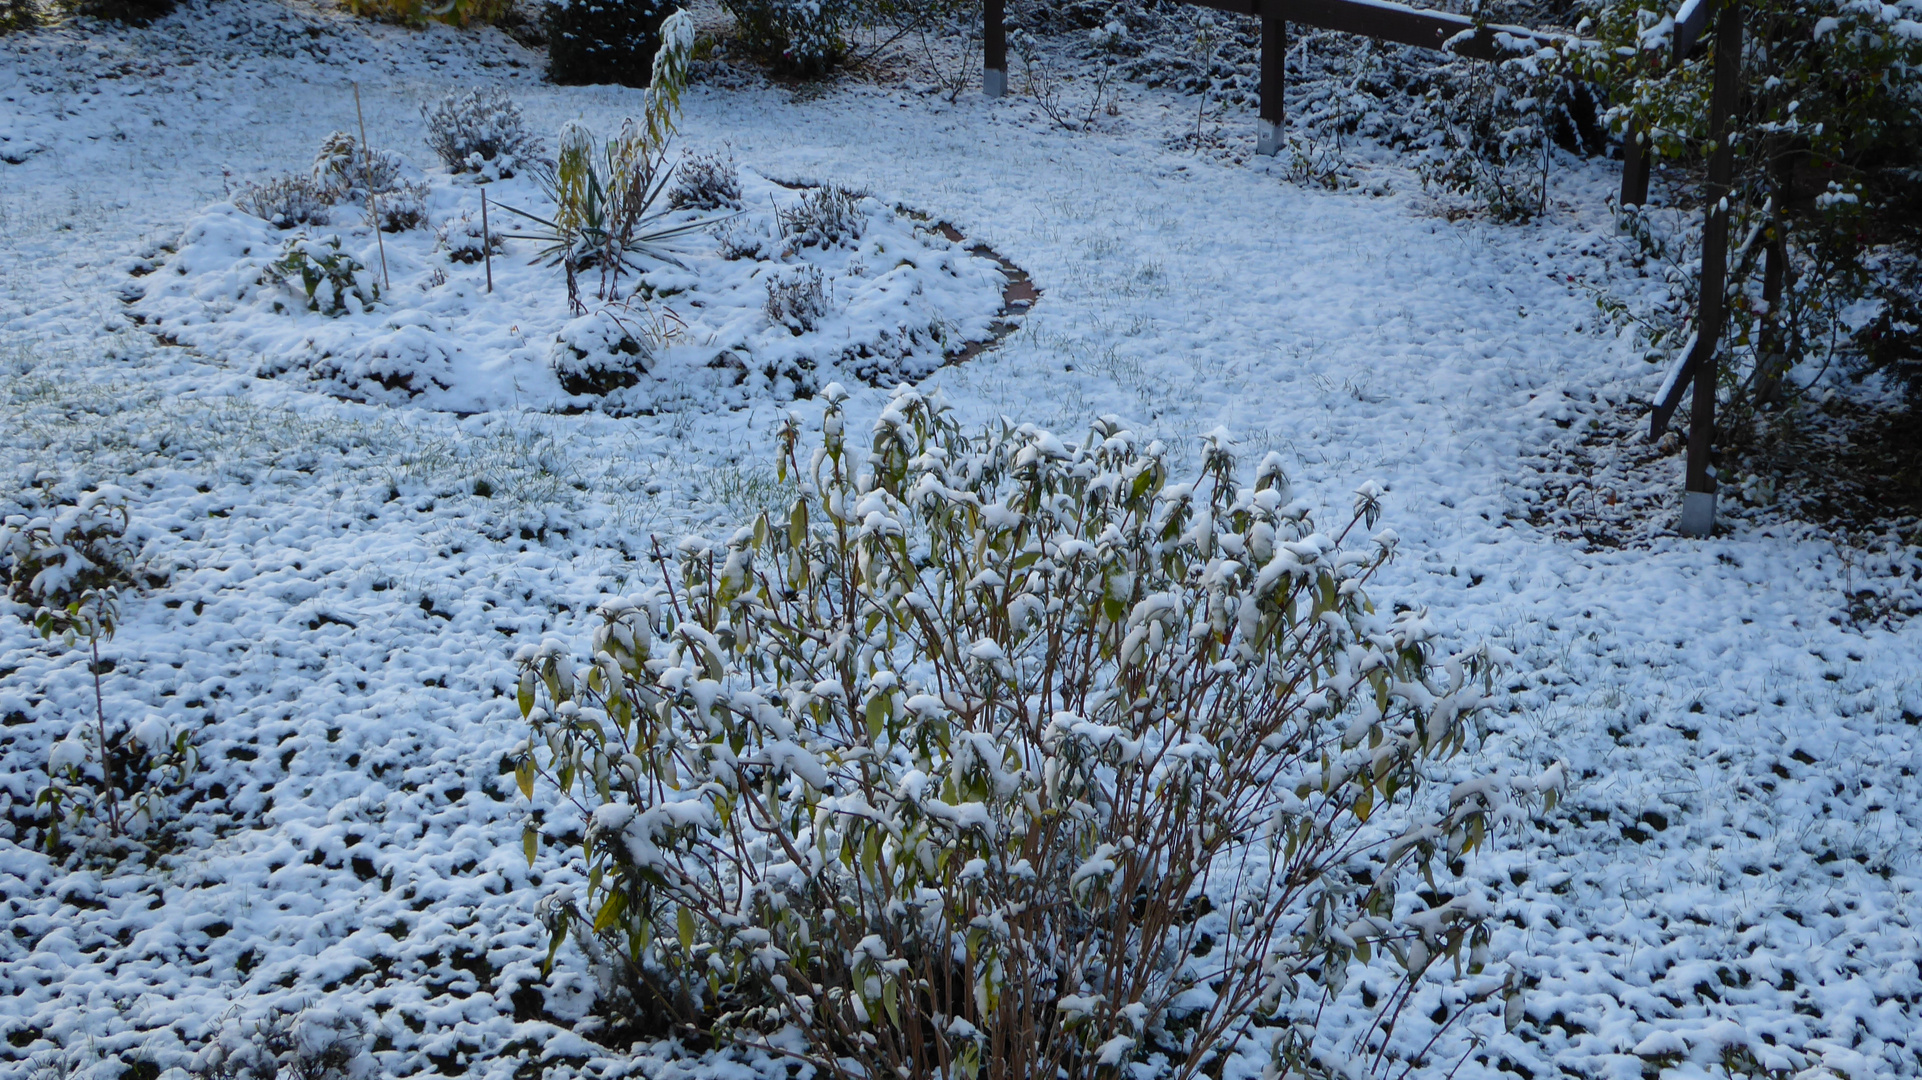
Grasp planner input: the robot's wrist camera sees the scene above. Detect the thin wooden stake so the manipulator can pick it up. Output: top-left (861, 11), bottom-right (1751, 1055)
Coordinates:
top-left (353, 82), bottom-right (391, 295)
top-left (481, 188), bottom-right (494, 294)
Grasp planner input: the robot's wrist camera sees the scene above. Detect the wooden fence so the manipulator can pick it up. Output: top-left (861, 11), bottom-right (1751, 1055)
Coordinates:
top-left (975, 0), bottom-right (1749, 536)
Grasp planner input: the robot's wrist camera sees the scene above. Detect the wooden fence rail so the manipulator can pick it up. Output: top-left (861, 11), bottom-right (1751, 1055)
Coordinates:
top-left (977, 0), bottom-right (1745, 536)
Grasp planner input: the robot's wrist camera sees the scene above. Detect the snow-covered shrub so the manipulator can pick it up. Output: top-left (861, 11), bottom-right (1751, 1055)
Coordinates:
top-left (344, 0), bottom-right (510, 26)
top-left (312, 132), bottom-right (405, 205)
top-left (436, 210), bottom-right (502, 264)
top-left (542, 0), bottom-right (675, 86)
top-left (763, 264), bottom-right (828, 332)
top-left (1, 487), bottom-right (155, 611)
top-left (510, 389), bottom-right (1538, 1078)
top-left (1417, 53), bottom-right (1562, 222)
top-left (233, 174), bottom-right (333, 230)
top-left (777, 183), bottom-right (865, 249)
top-left (714, 215), bottom-right (776, 261)
top-left (1, 0), bottom-right (41, 32)
top-left (548, 309), bottom-right (653, 396)
top-left (267, 235), bottom-right (379, 316)
top-left (422, 87), bottom-right (542, 179)
top-left (722, 0), bottom-right (856, 74)
top-left (31, 588), bottom-right (200, 859)
top-left (190, 1006), bottom-right (374, 1080)
top-left (668, 148), bottom-right (744, 211)
top-left (375, 178), bottom-right (431, 232)
top-left (1584, 0), bottom-right (1922, 410)
top-left (72, 0), bottom-right (174, 23)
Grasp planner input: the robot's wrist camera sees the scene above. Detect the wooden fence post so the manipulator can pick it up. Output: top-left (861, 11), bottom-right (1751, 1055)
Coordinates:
top-left (1620, 121), bottom-right (1650, 207)
top-left (1256, 16), bottom-right (1286, 154)
top-left (984, 0), bottom-right (1007, 97)
top-left (1679, 0), bottom-right (1742, 537)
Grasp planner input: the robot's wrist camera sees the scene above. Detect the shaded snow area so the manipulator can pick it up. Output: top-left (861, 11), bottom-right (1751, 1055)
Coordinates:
top-left (3, 3), bottom-right (1921, 1080)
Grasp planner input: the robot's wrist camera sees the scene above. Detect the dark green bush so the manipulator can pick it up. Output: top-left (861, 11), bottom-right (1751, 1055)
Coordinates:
top-left (1586, 0), bottom-right (1922, 410)
top-left (543, 0), bottom-right (674, 86)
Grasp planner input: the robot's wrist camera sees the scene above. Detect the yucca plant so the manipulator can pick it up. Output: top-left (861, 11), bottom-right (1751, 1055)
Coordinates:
top-left (497, 10), bottom-right (728, 312)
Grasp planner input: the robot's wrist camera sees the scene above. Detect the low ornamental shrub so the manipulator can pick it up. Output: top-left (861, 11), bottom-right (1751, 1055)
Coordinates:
top-left (234, 174), bottom-right (333, 231)
top-left (267, 236), bottom-right (379, 316)
top-left (509, 388), bottom-right (1551, 1080)
top-left (436, 210), bottom-right (503, 264)
top-left (543, 0), bottom-right (675, 87)
top-left (343, 0), bottom-right (511, 27)
top-left (422, 87), bottom-right (543, 180)
top-left (722, 0), bottom-right (856, 75)
top-left (764, 264), bottom-right (829, 332)
top-left (312, 132), bottom-right (406, 205)
top-left (778, 184), bottom-right (866, 249)
top-left (668, 148), bottom-right (744, 212)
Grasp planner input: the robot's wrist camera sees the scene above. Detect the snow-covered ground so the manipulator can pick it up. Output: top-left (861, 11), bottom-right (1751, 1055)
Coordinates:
top-left (3, 3), bottom-right (1921, 1079)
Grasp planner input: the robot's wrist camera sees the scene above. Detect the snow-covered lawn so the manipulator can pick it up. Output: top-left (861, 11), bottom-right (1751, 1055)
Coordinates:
top-left (3, 3), bottom-right (1920, 1079)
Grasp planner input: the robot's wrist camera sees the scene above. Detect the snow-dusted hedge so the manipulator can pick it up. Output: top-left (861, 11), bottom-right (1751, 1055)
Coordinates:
top-left (511, 389), bottom-right (1548, 1078)
top-left (723, 0), bottom-right (858, 74)
top-left (421, 87), bottom-right (543, 180)
top-left (543, 0), bottom-right (676, 86)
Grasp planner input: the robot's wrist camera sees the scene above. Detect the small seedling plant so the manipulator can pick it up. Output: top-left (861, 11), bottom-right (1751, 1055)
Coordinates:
top-left (509, 388), bottom-right (1548, 1080)
top-left (34, 589), bottom-right (197, 856)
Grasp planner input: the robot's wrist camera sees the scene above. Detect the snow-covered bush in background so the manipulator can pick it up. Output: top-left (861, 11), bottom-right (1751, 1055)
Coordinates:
top-left (542, 0), bottom-right (676, 86)
top-left (668, 147), bottom-right (745, 211)
top-left (1, 0), bottom-right (42, 32)
top-left (722, 0), bottom-right (857, 74)
top-left (233, 174), bottom-right (333, 230)
top-left (72, 0), bottom-right (175, 23)
top-left (547, 308), bottom-right (653, 396)
top-left (344, 0), bottom-right (510, 27)
top-left (422, 86), bottom-right (543, 180)
top-left (435, 210), bottom-right (501, 264)
top-left (777, 183), bottom-right (866, 249)
top-left (1417, 47), bottom-right (1569, 222)
top-left (509, 389), bottom-right (1543, 1079)
top-left (267, 236), bottom-right (379, 316)
top-left (1583, 0), bottom-right (1922, 410)
top-left (763, 264), bottom-right (828, 332)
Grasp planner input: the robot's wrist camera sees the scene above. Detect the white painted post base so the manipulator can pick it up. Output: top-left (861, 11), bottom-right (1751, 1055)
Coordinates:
top-left (1256, 119), bottom-right (1282, 157)
top-left (983, 67), bottom-right (1007, 99)
top-left (1679, 490), bottom-right (1717, 537)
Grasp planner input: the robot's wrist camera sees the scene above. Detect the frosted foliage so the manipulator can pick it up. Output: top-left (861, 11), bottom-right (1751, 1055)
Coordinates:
top-left (510, 389), bottom-right (1549, 1080)
top-left (421, 87), bottom-right (542, 180)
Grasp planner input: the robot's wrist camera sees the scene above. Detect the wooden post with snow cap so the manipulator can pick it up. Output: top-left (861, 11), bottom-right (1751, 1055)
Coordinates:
top-left (1620, 122), bottom-right (1650, 207)
top-left (984, 0), bottom-right (1007, 98)
top-left (1256, 15), bottom-right (1286, 155)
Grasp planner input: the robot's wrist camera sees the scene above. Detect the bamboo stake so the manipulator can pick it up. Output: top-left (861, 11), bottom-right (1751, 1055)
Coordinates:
top-left (481, 188), bottom-right (493, 294)
top-left (353, 82), bottom-right (391, 295)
